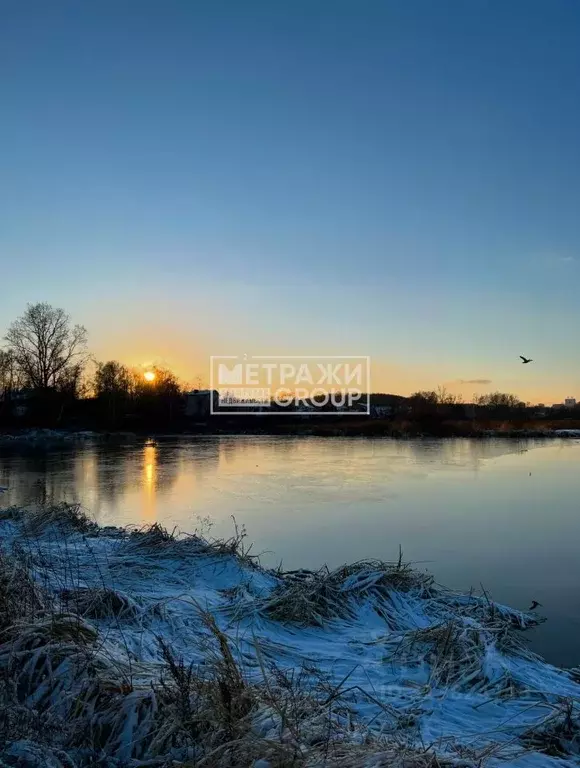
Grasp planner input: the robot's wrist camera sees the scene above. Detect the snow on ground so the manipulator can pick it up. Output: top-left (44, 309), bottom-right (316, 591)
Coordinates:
top-left (0, 506), bottom-right (579, 766)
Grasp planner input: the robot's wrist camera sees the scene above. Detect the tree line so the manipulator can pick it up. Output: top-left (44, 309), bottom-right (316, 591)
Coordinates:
top-left (0, 303), bottom-right (185, 429)
top-left (408, 387), bottom-right (528, 418)
top-left (0, 301), bottom-right (567, 433)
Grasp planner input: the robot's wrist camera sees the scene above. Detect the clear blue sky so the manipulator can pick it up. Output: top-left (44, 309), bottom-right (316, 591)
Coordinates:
top-left (1, 0), bottom-right (580, 400)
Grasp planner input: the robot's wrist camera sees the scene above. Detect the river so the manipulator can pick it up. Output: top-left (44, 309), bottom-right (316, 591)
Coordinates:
top-left (0, 434), bottom-right (579, 667)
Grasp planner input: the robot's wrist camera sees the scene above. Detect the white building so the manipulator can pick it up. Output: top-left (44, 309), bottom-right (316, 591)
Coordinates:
top-left (565, 398), bottom-right (577, 408)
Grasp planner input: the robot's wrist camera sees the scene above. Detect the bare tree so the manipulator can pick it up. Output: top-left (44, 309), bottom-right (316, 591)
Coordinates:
top-left (474, 392), bottom-right (522, 409)
top-left (5, 303), bottom-right (88, 391)
top-left (436, 385), bottom-right (463, 406)
top-left (0, 350), bottom-right (19, 399)
top-left (409, 390), bottom-right (439, 405)
top-left (57, 361), bottom-right (89, 399)
top-left (94, 361), bottom-right (133, 398)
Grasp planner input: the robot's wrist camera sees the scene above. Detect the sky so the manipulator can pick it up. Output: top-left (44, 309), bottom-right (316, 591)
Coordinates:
top-left (1, 0), bottom-right (580, 402)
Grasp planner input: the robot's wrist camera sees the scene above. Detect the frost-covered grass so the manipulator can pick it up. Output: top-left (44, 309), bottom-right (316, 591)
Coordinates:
top-left (0, 504), bottom-right (579, 767)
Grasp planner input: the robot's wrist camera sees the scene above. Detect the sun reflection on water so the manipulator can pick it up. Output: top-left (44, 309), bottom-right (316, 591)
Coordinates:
top-left (142, 442), bottom-right (157, 522)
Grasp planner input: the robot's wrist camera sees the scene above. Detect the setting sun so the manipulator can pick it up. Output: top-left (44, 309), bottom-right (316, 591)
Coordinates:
top-left (143, 370), bottom-right (156, 382)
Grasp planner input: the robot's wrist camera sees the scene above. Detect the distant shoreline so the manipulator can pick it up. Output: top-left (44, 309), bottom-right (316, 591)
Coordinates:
top-left (1, 421), bottom-right (580, 445)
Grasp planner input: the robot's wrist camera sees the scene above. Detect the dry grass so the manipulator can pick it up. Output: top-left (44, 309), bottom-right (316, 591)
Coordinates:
top-left (0, 505), bottom-right (578, 766)
top-left (0, 550), bottom-right (46, 632)
top-left (123, 516), bottom-right (261, 569)
top-left (59, 586), bottom-right (139, 620)
top-left (392, 621), bottom-right (487, 689)
top-left (0, 541), bottom-right (453, 767)
top-left (519, 699), bottom-right (580, 757)
top-left (262, 559), bottom-right (432, 627)
top-left (153, 608), bottom-right (257, 763)
top-left (0, 502), bottom-right (97, 535)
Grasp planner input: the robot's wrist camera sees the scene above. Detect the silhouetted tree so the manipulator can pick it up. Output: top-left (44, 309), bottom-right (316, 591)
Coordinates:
top-left (5, 303), bottom-right (88, 391)
top-left (92, 361), bottom-right (133, 425)
top-left (134, 366), bottom-right (181, 398)
top-left (0, 350), bottom-right (19, 399)
top-left (409, 390), bottom-right (439, 406)
top-left (56, 362), bottom-right (87, 399)
top-left (474, 392), bottom-right (523, 409)
top-left (410, 388), bottom-right (463, 408)
top-left (95, 361), bottom-right (132, 398)
top-left (409, 390), bottom-right (437, 414)
top-left (436, 386), bottom-right (463, 406)
top-left (474, 391), bottom-right (525, 419)
top-left (130, 366), bottom-right (183, 425)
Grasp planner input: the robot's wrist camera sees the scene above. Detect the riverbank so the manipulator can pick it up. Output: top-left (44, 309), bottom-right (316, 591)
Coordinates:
top-left (228, 419), bottom-right (580, 439)
top-left (2, 422), bottom-right (580, 445)
top-left (0, 504), bottom-right (578, 766)
top-left (0, 429), bottom-right (137, 445)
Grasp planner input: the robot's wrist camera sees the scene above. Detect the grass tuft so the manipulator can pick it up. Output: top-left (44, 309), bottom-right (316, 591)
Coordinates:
top-left (262, 559), bottom-right (433, 626)
top-left (59, 587), bottom-right (139, 620)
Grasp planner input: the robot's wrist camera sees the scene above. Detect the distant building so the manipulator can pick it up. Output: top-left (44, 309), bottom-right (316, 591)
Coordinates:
top-left (370, 405), bottom-right (392, 419)
top-left (565, 398), bottom-right (577, 408)
top-left (185, 390), bottom-right (217, 419)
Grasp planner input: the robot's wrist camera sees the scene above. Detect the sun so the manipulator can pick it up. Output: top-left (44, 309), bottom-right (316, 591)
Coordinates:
top-left (144, 370), bottom-right (156, 382)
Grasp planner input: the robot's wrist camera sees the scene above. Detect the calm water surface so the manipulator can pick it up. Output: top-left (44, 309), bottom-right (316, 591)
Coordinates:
top-left (1, 435), bottom-right (579, 667)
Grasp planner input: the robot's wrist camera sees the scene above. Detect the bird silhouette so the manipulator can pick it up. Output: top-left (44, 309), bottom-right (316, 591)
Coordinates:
top-left (529, 600), bottom-right (542, 610)
top-left (520, 356), bottom-right (533, 364)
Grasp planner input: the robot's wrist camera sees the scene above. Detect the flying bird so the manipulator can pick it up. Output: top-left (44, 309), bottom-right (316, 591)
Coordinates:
top-left (529, 600), bottom-right (542, 610)
top-left (520, 356), bottom-right (533, 364)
